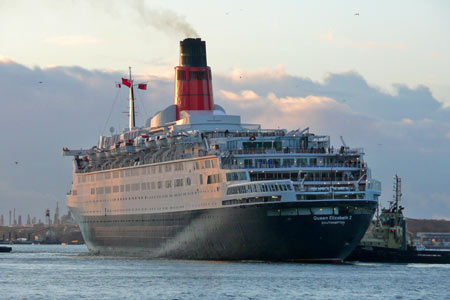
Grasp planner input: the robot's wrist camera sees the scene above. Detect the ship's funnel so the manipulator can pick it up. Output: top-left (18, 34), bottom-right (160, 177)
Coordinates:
top-left (174, 38), bottom-right (214, 120)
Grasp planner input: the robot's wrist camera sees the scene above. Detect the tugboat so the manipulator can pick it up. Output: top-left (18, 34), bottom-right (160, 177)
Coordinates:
top-left (346, 175), bottom-right (450, 263)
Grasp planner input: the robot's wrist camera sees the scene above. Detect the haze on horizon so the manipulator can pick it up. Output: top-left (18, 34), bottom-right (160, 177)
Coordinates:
top-left (0, 0), bottom-right (449, 220)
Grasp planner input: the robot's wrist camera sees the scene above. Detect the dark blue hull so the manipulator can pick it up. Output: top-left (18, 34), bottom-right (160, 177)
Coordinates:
top-left (346, 246), bottom-right (450, 264)
top-left (75, 201), bottom-right (376, 261)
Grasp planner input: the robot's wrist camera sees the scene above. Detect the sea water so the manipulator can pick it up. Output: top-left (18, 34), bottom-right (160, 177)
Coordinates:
top-left (1, 245), bottom-right (449, 300)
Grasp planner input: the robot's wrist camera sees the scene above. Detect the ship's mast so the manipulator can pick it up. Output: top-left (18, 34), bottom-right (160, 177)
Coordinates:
top-left (128, 67), bottom-right (136, 130)
top-left (391, 174), bottom-right (402, 212)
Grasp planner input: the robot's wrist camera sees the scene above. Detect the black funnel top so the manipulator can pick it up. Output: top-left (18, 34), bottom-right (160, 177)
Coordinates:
top-left (180, 38), bottom-right (207, 67)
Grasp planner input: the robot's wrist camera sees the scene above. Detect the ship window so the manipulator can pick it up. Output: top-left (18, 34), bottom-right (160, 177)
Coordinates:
top-left (283, 159), bottom-right (295, 167)
top-left (175, 179), bottom-right (184, 187)
top-left (268, 159), bottom-right (281, 168)
top-left (96, 187), bottom-right (104, 194)
top-left (244, 159), bottom-right (253, 168)
top-left (199, 174), bottom-right (203, 184)
top-left (105, 186), bottom-right (111, 194)
top-left (126, 184), bottom-right (130, 192)
top-left (211, 160), bottom-right (216, 168)
top-left (174, 163), bottom-right (184, 171)
top-left (113, 186), bottom-right (119, 193)
top-left (177, 70), bottom-right (186, 81)
top-left (105, 172), bottom-right (111, 179)
top-left (205, 160), bottom-right (211, 168)
top-left (90, 175), bottom-right (95, 182)
top-left (141, 183), bottom-right (147, 190)
top-left (157, 181), bottom-right (162, 189)
top-left (226, 172), bottom-right (247, 182)
top-left (186, 177), bottom-right (191, 186)
top-left (207, 174), bottom-right (221, 184)
top-left (131, 183), bottom-right (140, 191)
top-left (120, 185), bottom-right (124, 192)
top-left (189, 71), bottom-right (207, 80)
top-left (311, 207), bottom-right (333, 215)
top-left (296, 158), bottom-right (307, 166)
top-left (255, 159), bottom-right (267, 168)
top-left (298, 208), bottom-right (311, 215)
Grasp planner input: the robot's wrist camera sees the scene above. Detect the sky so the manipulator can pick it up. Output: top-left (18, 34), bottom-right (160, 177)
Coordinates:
top-left (0, 0), bottom-right (449, 221)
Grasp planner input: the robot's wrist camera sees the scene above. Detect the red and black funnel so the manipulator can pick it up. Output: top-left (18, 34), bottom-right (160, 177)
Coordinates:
top-left (174, 38), bottom-right (214, 120)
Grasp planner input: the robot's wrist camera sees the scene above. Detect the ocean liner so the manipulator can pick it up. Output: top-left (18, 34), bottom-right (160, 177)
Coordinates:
top-left (63, 38), bottom-right (381, 262)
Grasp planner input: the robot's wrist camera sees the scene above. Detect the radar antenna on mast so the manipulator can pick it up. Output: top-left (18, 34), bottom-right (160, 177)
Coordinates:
top-left (390, 174), bottom-right (402, 212)
top-left (128, 67), bottom-right (136, 130)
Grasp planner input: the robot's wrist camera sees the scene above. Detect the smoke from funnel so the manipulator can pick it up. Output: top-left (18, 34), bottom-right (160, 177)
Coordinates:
top-left (132, 0), bottom-right (199, 38)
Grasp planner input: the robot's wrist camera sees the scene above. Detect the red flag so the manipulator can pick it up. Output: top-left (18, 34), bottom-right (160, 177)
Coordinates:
top-left (115, 83), bottom-right (121, 88)
top-left (122, 78), bottom-right (132, 87)
top-left (138, 83), bottom-right (147, 90)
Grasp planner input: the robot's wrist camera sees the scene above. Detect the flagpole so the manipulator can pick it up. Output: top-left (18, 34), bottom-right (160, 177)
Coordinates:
top-left (129, 67), bottom-right (136, 130)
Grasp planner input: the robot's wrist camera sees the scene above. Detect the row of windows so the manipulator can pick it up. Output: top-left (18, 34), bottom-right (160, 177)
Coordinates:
top-left (207, 174), bottom-right (221, 184)
top-left (296, 193), bottom-right (365, 200)
top-left (222, 196), bottom-right (281, 206)
top-left (79, 160), bottom-right (216, 183)
top-left (226, 172), bottom-right (247, 182)
top-left (89, 178), bottom-right (192, 195)
top-left (193, 159), bottom-right (217, 170)
top-left (267, 207), bottom-right (339, 216)
top-left (227, 183), bottom-right (292, 195)
top-left (242, 158), bottom-right (359, 168)
top-left (177, 70), bottom-right (210, 81)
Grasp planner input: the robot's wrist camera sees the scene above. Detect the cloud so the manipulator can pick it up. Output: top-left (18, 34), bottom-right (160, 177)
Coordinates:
top-left (321, 31), bottom-right (408, 50)
top-left (428, 52), bottom-right (442, 58)
top-left (0, 59), bottom-right (449, 219)
top-left (219, 89), bottom-right (259, 101)
top-left (320, 30), bottom-right (334, 42)
top-left (44, 35), bottom-right (102, 46)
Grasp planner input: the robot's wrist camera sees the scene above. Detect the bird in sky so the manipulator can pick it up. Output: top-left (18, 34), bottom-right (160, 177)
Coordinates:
top-left (38, 81), bottom-right (43, 84)
top-left (354, 13), bottom-right (360, 16)
top-left (14, 161), bottom-right (18, 165)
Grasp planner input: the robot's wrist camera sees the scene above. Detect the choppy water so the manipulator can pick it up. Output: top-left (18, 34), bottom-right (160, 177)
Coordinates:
top-left (1, 245), bottom-right (450, 300)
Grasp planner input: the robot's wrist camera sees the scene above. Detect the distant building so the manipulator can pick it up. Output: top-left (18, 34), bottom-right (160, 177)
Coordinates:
top-left (0, 214), bottom-right (3, 226)
top-left (61, 211), bottom-right (75, 225)
top-left (18, 215), bottom-right (22, 226)
top-left (27, 214), bottom-right (31, 226)
top-left (54, 202), bottom-right (60, 225)
top-left (417, 232), bottom-right (450, 249)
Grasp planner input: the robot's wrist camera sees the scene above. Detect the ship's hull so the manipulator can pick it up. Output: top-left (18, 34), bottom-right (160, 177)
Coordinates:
top-left (73, 200), bottom-right (376, 262)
